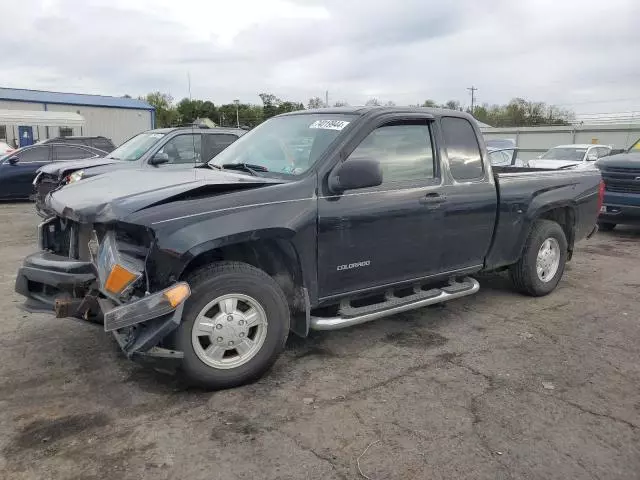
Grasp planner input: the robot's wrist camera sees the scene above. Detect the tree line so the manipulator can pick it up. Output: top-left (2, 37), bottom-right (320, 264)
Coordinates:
top-left (142, 92), bottom-right (574, 129)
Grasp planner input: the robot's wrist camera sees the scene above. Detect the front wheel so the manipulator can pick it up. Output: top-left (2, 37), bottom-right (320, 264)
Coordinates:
top-left (176, 261), bottom-right (290, 389)
top-left (509, 220), bottom-right (568, 297)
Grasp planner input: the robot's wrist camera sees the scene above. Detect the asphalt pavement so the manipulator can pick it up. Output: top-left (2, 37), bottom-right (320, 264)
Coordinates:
top-left (0, 202), bottom-right (638, 480)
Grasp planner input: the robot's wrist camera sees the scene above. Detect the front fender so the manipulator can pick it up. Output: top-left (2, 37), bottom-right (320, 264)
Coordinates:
top-left (149, 198), bottom-right (318, 298)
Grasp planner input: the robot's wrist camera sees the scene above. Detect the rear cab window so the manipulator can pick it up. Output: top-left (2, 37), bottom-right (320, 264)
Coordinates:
top-left (441, 117), bottom-right (484, 181)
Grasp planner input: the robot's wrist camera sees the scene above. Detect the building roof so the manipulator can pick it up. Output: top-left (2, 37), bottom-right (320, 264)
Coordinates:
top-left (0, 87), bottom-right (154, 111)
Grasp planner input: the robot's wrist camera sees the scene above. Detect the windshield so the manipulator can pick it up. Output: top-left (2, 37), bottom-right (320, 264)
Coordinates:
top-left (540, 147), bottom-right (587, 161)
top-left (209, 114), bottom-right (356, 175)
top-left (106, 132), bottom-right (166, 161)
top-left (630, 138), bottom-right (640, 151)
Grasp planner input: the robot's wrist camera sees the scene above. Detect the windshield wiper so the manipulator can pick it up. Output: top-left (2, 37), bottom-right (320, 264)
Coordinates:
top-left (557, 163), bottom-right (580, 170)
top-left (212, 163), bottom-right (269, 176)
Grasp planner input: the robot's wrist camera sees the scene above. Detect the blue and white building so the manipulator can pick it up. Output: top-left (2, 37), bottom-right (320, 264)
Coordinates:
top-left (0, 87), bottom-right (155, 147)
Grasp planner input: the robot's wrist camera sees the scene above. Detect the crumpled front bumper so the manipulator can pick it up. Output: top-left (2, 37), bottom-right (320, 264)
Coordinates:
top-left (15, 250), bottom-right (186, 368)
top-left (15, 251), bottom-right (96, 310)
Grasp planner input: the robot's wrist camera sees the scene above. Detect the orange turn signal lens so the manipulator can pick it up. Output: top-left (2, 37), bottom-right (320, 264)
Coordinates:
top-left (163, 283), bottom-right (191, 308)
top-left (104, 264), bottom-right (138, 295)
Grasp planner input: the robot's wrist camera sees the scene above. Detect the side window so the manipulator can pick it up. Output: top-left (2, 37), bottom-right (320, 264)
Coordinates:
top-left (158, 134), bottom-right (201, 164)
top-left (347, 122), bottom-right (435, 184)
top-left (596, 147), bottom-right (610, 158)
top-left (441, 117), bottom-right (484, 181)
top-left (202, 134), bottom-right (238, 161)
top-left (54, 145), bottom-right (96, 161)
top-left (18, 146), bottom-right (49, 163)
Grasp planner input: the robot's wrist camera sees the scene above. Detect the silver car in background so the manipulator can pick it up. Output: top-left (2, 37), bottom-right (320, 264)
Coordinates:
top-left (527, 144), bottom-right (612, 169)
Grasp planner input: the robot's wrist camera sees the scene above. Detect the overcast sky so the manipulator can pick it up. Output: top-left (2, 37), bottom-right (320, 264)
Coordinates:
top-left (3, 0), bottom-right (639, 114)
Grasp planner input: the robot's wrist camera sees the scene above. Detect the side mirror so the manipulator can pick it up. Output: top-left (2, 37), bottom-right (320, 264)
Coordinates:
top-left (586, 153), bottom-right (598, 161)
top-left (328, 158), bottom-right (383, 193)
top-left (149, 152), bottom-right (169, 165)
top-left (8, 155), bottom-right (19, 164)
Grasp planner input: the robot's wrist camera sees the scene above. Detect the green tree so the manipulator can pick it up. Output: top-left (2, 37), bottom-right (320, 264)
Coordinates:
top-left (365, 98), bottom-right (381, 106)
top-left (276, 101), bottom-right (304, 115)
top-left (259, 93), bottom-right (281, 120)
top-left (422, 99), bottom-right (438, 107)
top-left (308, 96), bottom-right (324, 109)
top-left (472, 98), bottom-right (573, 127)
top-left (144, 91), bottom-right (179, 127)
top-left (443, 100), bottom-right (462, 111)
top-left (333, 100), bottom-right (349, 107)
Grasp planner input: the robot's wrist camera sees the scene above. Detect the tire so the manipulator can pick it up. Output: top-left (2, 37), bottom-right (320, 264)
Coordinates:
top-left (509, 219), bottom-right (568, 297)
top-left (597, 222), bottom-right (616, 232)
top-left (176, 261), bottom-right (290, 389)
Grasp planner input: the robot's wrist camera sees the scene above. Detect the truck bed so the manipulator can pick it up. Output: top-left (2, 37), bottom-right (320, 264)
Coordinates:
top-left (485, 166), bottom-right (602, 270)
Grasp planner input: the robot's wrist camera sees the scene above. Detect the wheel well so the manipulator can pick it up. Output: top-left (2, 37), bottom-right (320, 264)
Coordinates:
top-left (538, 206), bottom-right (576, 255)
top-left (180, 239), bottom-right (307, 314)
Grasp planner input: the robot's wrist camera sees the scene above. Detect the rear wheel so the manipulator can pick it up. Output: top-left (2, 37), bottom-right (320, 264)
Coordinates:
top-left (176, 261), bottom-right (290, 389)
top-left (597, 222), bottom-right (616, 232)
top-left (510, 220), bottom-right (568, 297)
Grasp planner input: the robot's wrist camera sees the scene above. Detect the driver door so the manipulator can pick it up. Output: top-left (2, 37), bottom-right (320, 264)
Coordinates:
top-left (317, 119), bottom-right (446, 298)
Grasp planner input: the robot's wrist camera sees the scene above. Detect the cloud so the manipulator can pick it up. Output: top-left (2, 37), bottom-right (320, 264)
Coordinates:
top-left (1, 0), bottom-right (639, 113)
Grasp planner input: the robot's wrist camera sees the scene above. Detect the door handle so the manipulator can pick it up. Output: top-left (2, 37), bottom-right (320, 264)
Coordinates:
top-left (419, 193), bottom-right (447, 206)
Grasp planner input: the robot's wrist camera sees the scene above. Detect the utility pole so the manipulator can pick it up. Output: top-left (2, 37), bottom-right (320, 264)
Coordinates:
top-left (325, 90), bottom-right (329, 107)
top-left (234, 99), bottom-right (240, 128)
top-left (467, 86), bottom-right (478, 114)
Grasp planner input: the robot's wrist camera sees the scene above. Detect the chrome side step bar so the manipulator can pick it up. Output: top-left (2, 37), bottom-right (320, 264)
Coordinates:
top-left (310, 277), bottom-right (480, 331)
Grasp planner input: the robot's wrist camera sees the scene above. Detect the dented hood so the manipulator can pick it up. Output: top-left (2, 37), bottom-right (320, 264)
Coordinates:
top-left (38, 157), bottom-right (119, 176)
top-left (47, 167), bottom-right (283, 223)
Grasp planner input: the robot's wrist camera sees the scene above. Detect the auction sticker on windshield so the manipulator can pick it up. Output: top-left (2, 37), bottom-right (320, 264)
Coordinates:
top-left (309, 120), bottom-right (350, 131)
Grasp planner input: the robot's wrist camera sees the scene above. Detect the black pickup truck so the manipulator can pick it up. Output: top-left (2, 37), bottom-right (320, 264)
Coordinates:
top-left (15, 107), bottom-right (602, 389)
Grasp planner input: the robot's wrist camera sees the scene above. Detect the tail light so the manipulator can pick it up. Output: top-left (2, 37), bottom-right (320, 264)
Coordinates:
top-left (597, 180), bottom-right (605, 211)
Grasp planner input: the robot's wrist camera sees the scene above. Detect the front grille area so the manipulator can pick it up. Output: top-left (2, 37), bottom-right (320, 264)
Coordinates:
top-left (601, 168), bottom-right (640, 195)
top-left (40, 217), bottom-right (93, 260)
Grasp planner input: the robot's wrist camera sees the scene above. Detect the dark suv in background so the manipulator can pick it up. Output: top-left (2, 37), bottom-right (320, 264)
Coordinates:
top-left (0, 143), bottom-right (107, 200)
top-left (34, 126), bottom-right (246, 216)
top-left (41, 136), bottom-right (116, 153)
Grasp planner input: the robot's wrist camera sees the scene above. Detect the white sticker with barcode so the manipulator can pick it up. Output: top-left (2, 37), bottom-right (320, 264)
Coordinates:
top-left (309, 120), bottom-right (350, 131)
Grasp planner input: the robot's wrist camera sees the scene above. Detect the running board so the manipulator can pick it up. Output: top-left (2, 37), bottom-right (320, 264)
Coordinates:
top-left (310, 277), bottom-right (480, 331)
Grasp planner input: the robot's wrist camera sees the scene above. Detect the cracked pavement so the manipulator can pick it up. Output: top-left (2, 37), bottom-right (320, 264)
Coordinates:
top-left (0, 202), bottom-right (638, 479)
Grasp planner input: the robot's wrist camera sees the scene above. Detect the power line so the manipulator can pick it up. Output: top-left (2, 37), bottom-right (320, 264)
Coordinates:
top-left (467, 86), bottom-right (478, 113)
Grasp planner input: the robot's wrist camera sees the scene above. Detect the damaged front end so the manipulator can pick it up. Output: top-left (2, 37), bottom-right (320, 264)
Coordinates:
top-left (15, 215), bottom-right (191, 367)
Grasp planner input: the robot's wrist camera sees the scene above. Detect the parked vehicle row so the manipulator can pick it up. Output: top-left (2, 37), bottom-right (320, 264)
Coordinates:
top-left (34, 126), bottom-right (245, 216)
top-left (15, 107), bottom-right (602, 390)
top-left (0, 127), bottom-right (245, 206)
top-left (0, 142), bottom-right (108, 200)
